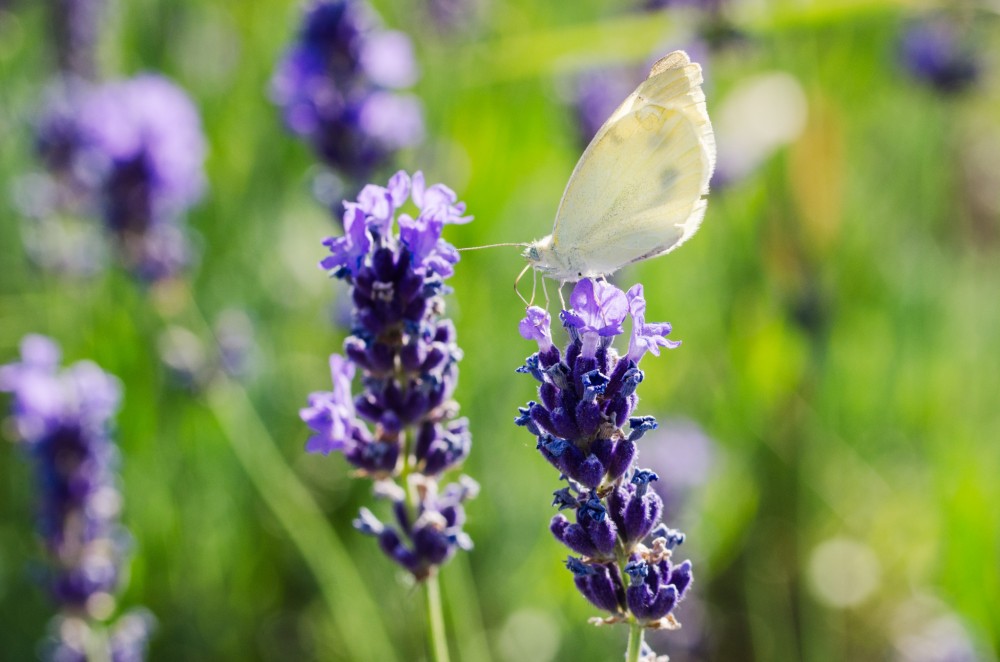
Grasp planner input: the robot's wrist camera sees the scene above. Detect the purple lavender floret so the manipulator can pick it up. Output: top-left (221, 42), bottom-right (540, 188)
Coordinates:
top-left (34, 74), bottom-right (207, 280)
top-left (271, 0), bottom-right (424, 180)
top-left (900, 17), bottom-right (980, 94)
top-left (550, 490), bottom-right (619, 560)
top-left (354, 476), bottom-right (477, 580)
top-left (302, 171), bottom-right (474, 578)
top-left (608, 469), bottom-right (664, 546)
top-left (516, 279), bottom-right (692, 632)
top-left (625, 555), bottom-right (693, 623)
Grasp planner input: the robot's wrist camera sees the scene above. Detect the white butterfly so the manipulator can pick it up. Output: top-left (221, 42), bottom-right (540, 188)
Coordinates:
top-left (524, 51), bottom-right (716, 283)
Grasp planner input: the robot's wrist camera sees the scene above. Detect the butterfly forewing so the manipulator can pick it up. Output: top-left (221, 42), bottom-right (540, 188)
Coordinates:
top-left (549, 51), bottom-right (715, 277)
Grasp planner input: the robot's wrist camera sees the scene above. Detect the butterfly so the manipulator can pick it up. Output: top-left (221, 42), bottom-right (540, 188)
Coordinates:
top-left (523, 51), bottom-right (715, 284)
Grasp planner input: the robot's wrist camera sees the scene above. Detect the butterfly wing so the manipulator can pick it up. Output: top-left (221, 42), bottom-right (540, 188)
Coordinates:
top-left (550, 51), bottom-right (715, 277)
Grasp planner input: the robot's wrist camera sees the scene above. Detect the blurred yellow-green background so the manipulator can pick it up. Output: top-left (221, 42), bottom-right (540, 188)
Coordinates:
top-left (2, 0), bottom-right (999, 660)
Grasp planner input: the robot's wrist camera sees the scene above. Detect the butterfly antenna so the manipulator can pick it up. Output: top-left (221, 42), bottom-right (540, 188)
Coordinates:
top-left (457, 242), bottom-right (529, 251)
top-left (514, 263), bottom-right (532, 306)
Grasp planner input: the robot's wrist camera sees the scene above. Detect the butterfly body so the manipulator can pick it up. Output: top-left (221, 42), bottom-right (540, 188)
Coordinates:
top-left (524, 51), bottom-right (715, 282)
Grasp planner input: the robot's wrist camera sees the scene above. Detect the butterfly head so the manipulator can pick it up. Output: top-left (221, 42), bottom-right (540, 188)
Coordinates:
top-left (524, 235), bottom-right (589, 282)
top-left (523, 235), bottom-right (556, 271)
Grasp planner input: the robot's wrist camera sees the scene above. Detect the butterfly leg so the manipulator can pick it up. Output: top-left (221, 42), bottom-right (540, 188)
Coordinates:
top-left (541, 273), bottom-right (550, 309)
top-left (557, 281), bottom-right (567, 310)
top-left (514, 263), bottom-right (532, 306)
top-left (529, 266), bottom-right (538, 307)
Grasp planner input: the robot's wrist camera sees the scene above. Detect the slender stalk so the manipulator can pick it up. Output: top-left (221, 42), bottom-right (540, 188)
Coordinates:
top-left (625, 621), bottom-right (644, 662)
top-left (425, 572), bottom-right (451, 662)
top-left (206, 373), bottom-right (399, 662)
top-left (160, 282), bottom-right (399, 662)
top-left (84, 621), bottom-right (111, 662)
top-left (441, 553), bottom-right (494, 662)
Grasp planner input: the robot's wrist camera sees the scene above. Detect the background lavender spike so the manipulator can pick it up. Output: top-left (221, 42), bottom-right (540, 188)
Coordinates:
top-left (271, 0), bottom-right (424, 197)
top-left (32, 74), bottom-right (207, 281)
top-left (301, 170), bottom-right (475, 579)
top-left (49, 0), bottom-right (104, 79)
top-left (516, 279), bottom-right (694, 644)
top-left (899, 16), bottom-right (980, 94)
top-left (423, 0), bottom-right (485, 35)
top-left (1, 335), bottom-right (154, 659)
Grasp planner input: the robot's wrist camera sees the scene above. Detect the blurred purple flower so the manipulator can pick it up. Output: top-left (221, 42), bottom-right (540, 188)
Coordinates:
top-left (44, 610), bottom-right (155, 662)
top-left (271, 0), bottom-right (424, 182)
top-left (570, 66), bottom-right (643, 147)
top-left (302, 170), bottom-right (475, 579)
top-left (639, 417), bottom-right (716, 526)
top-left (0, 334), bottom-right (120, 444)
top-left (213, 309), bottom-right (256, 379)
top-left (423, 0), bottom-right (484, 34)
top-left (2, 336), bottom-right (154, 658)
top-left (900, 18), bottom-right (980, 94)
top-left (1, 335), bottom-right (123, 607)
top-left (644, 0), bottom-right (725, 12)
top-left (34, 74), bottom-right (207, 281)
top-left (108, 610), bottom-right (156, 662)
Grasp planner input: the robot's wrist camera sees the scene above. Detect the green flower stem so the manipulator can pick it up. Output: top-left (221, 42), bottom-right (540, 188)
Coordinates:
top-left (206, 379), bottom-right (399, 661)
top-left (625, 620), bottom-right (644, 662)
top-left (84, 622), bottom-right (110, 662)
top-left (398, 378), bottom-right (462, 662)
top-left (425, 572), bottom-right (451, 662)
top-left (165, 283), bottom-right (399, 662)
top-left (441, 553), bottom-right (494, 662)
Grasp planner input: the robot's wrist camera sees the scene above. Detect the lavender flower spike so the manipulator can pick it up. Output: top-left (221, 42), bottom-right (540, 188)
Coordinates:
top-left (2, 335), bottom-right (155, 659)
top-left (301, 170), bottom-right (475, 579)
top-left (516, 278), bottom-right (694, 650)
top-left (49, 0), bottom-right (106, 79)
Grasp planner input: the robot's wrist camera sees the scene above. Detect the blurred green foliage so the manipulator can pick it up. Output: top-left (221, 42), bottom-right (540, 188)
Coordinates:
top-left (2, 0), bottom-right (999, 660)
